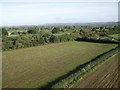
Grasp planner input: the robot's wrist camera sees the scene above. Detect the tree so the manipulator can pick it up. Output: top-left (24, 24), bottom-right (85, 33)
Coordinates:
top-left (27, 29), bottom-right (37, 34)
top-left (14, 38), bottom-right (24, 49)
top-left (38, 37), bottom-right (45, 45)
top-left (59, 34), bottom-right (68, 42)
top-left (2, 28), bottom-right (8, 36)
top-left (44, 37), bottom-right (50, 43)
top-left (91, 28), bottom-right (96, 31)
top-left (51, 27), bottom-right (60, 33)
top-left (49, 35), bottom-right (59, 43)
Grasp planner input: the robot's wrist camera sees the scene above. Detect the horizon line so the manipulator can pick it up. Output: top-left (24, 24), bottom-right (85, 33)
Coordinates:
top-left (0, 21), bottom-right (118, 27)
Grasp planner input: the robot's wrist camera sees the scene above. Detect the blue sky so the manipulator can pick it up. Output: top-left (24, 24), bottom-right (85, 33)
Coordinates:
top-left (0, 0), bottom-right (119, 26)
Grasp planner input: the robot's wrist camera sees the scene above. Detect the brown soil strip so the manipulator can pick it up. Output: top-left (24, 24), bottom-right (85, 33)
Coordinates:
top-left (73, 54), bottom-right (119, 88)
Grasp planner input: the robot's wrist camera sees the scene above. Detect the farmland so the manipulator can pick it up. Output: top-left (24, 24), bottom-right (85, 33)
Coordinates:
top-left (1, 23), bottom-right (119, 88)
top-left (1, 1), bottom-right (119, 88)
top-left (73, 53), bottom-right (119, 88)
top-left (2, 41), bottom-right (117, 88)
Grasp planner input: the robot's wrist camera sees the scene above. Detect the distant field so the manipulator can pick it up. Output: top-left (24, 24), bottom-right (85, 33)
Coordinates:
top-left (109, 34), bottom-right (120, 40)
top-left (2, 41), bottom-right (117, 88)
top-left (74, 53), bottom-right (119, 88)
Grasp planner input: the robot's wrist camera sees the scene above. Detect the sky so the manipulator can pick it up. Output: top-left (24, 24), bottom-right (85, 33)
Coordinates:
top-left (0, 0), bottom-right (119, 26)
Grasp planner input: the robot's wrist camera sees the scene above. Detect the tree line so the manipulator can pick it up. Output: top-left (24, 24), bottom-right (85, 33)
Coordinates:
top-left (1, 25), bottom-right (119, 51)
top-left (2, 30), bottom-right (80, 51)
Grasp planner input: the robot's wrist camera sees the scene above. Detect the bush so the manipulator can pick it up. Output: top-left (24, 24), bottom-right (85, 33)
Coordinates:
top-left (51, 27), bottom-right (60, 33)
top-left (2, 28), bottom-right (8, 36)
top-left (49, 35), bottom-right (59, 43)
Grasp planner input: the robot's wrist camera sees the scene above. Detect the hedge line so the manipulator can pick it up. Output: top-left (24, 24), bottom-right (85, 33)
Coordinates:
top-left (41, 46), bottom-right (119, 89)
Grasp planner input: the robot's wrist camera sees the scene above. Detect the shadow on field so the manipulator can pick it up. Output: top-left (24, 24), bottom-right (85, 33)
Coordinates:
top-left (75, 38), bottom-right (119, 44)
top-left (38, 46), bottom-right (118, 89)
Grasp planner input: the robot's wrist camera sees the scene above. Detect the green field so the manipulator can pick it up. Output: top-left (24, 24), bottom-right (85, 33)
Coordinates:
top-left (2, 41), bottom-right (117, 88)
top-left (109, 34), bottom-right (120, 40)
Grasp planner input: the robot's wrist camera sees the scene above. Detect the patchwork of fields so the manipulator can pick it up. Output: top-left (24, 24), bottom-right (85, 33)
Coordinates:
top-left (2, 41), bottom-right (117, 88)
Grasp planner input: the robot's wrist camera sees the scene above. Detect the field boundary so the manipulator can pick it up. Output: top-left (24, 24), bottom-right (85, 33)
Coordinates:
top-left (75, 37), bottom-right (119, 44)
top-left (72, 52), bottom-right (119, 88)
top-left (40, 46), bottom-right (119, 88)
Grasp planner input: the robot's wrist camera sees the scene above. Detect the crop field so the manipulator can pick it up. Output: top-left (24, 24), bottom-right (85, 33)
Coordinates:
top-left (1, 1), bottom-right (119, 89)
top-left (2, 41), bottom-right (117, 88)
top-left (73, 53), bottom-right (119, 88)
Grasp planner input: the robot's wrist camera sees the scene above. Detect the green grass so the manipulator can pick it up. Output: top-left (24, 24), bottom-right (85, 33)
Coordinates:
top-left (52, 46), bottom-right (119, 88)
top-left (109, 34), bottom-right (120, 40)
top-left (2, 41), bottom-right (117, 88)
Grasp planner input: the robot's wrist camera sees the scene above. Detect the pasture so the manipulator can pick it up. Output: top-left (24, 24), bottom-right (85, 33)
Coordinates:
top-left (2, 41), bottom-right (117, 88)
